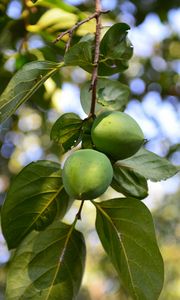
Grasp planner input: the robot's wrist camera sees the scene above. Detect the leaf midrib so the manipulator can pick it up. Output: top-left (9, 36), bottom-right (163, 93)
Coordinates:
top-left (7, 186), bottom-right (64, 247)
top-left (0, 65), bottom-right (61, 109)
top-left (94, 201), bottom-right (138, 300)
top-left (44, 224), bottom-right (76, 300)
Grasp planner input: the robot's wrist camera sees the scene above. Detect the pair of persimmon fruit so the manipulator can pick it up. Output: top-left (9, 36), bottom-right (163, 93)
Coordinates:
top-left (62, 111), bottom-right (144, 200)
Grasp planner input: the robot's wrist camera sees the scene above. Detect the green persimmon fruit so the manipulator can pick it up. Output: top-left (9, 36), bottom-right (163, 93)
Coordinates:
top-left (91, 111), bottom-right (144, 160)
top-left (62, 149), bottom-right (113, 200)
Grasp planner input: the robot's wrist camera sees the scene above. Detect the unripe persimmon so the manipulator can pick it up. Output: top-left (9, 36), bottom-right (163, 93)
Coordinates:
top-left (91, 111), bottom-right (144, 160)
top-left (62, 149), bottom-right (113, 200)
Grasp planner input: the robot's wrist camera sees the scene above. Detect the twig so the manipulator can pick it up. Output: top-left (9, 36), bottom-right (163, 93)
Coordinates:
top-left (53, 12), bottom-right (98, 44)
top-left (53, 9), bottom-right (109, 51)
top-left (89, 0), bottom-right (102, 117)
top-left (65, 31), bottom-right (73, 53)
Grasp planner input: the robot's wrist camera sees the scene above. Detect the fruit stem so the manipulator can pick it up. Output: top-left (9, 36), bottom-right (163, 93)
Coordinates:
top-left (89, 0), bottom-right (102, 118)
top-left (76, 200), bottom-right (85, 220)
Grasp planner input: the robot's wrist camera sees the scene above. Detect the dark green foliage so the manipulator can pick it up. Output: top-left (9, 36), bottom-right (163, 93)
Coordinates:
top-left (50, 113), bottom-right (83, 152)
top-left (65, 23), bottom-right (133, 75)
top-left (1, 161), bottom-right (72, 249)
top-left (112, 166), bottom-right (148, 199)
top-left (98, 23), bottom-right (133, 75)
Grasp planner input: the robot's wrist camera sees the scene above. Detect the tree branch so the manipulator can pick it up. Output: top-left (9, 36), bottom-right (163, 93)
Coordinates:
top-left (89, 0), bottom-right (102, 117)
top-left (53, 10), bottom-right (108, 48)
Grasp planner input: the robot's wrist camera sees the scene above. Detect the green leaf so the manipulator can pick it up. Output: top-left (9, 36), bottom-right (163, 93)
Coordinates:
top-left (64, 41), bottom-right (93, 71)
top-left (116, 147), bottom-right (179, 182)
top-left (34, 0), bottom-right (79, 13)
top-left (28, 8), bottom-right (77, 32)
top-left (98, 23), bottom-right (133, 75)
top-left (64, 24), bottom-right (133, 76)
top-left (6, 221), bottom-right (86, 300)
top-left (100, 23), bottom-right (131, 59)
top-left (111, 165), bottom-right (148, 199)
top-left (94, 198), bottom-right (164, 300)
top-left (1, 160), bottom-right (73, 249)
top-left (80, 79), bottom-right (130, 114)
top-left (0, 60), bottom-right (63, 123)
top-left (50, 113), bottom-right (83, 152)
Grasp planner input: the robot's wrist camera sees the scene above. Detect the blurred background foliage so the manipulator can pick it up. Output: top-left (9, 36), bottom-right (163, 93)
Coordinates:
top-left (0, 0), bottom-right (179, 299)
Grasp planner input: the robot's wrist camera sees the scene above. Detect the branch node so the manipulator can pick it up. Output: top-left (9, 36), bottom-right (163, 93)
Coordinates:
top-left (53, 7), bottom-right (108, 47)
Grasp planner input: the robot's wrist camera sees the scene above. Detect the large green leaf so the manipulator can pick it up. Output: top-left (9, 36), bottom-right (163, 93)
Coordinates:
top-left (6, 221), bottom-right (86, 300)
top-left (111, 165), bottom-right (148, 199)
top-left (50, 113), bottom-right (83, 152)
top-left (1, 160), bottom-right (72, 249)
top-left (116, 147), bottom-right (179, 182)
top-left (0, 60), bottom-right (63, 123)
top-left (94, 198), bottom-right (164, 300)
top-left (80, 78), bottom-right (130, 115)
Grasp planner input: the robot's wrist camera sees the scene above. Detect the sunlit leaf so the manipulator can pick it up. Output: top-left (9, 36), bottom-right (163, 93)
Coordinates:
top-left (34, 0), bottom-right (79, 13)
top-left (1, 160), bottom-right (73, 249)
top-left (116, 147), bottom-right (179, 182)
top-left (6, 221), bottom-right (86, 300)
top-left (80, 79), bottom-right (130, 114)
top-left (111, 165), bottom-right (148, 199)
top-left (94, 198), bottom-right (164, 300)
top-left (0, 61), bottom-right (63, 123)
top-left (28, 8), bottom-right (78, 33)
top-left (50, 113), bottom-right (83, 151)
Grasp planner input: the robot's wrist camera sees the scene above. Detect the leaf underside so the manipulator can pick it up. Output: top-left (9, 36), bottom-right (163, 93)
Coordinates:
top-left (116, 147), bottom-right (179, 182)
top-left (0, 60), bottom-right (62, 123)
top-left (112, 165), bottom-right (148, 199)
